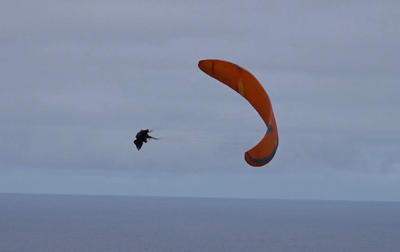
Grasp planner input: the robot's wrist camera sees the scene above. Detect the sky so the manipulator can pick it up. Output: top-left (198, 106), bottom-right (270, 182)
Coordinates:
top-left (1, 0), bottom-right (399, 201)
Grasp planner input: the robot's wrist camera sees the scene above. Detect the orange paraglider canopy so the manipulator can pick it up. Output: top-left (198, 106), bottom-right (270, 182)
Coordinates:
top-left (198, 59), bottom-right (278, 167)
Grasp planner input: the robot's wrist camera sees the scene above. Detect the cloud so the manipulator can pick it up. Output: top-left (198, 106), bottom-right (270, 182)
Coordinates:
top-left (1, 0), bottom-right (399, 180)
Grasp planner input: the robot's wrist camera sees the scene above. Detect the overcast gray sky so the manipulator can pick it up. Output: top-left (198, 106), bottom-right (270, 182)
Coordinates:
top-left (1, 0), bottom-right (399, 201)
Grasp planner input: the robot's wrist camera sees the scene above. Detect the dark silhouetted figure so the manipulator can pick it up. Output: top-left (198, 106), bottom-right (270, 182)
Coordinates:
top-left (134, 129), bottom-right (158, 150)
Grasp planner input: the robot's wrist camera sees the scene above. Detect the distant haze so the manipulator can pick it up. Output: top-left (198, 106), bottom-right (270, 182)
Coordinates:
top-left (1, 1), bottom-right (399, 201)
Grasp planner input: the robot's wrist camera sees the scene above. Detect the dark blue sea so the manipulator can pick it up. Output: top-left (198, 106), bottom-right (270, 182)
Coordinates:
top-left (0, 194), bottom-right (399, 252)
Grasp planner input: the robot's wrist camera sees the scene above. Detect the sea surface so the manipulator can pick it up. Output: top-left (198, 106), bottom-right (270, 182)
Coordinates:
top-left (0, 194), bottom-right (399, 252)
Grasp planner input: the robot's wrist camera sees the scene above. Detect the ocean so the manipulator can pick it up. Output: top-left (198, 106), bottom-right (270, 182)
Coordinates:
top-left (0, 194), bottom-right (399, 252)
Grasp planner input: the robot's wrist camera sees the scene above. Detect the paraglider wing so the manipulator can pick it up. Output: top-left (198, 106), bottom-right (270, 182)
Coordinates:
top-left (198, 59), bottom-right (278, 167)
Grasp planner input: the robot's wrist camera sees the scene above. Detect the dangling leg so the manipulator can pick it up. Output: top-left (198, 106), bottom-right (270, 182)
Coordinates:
top-left (134, 140), bottom-right (143, 150)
